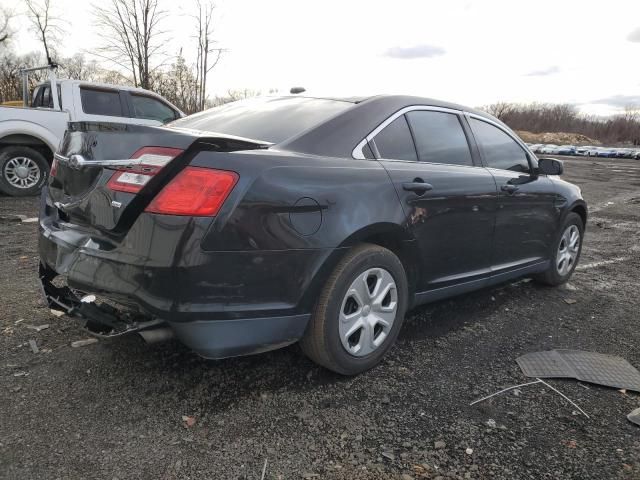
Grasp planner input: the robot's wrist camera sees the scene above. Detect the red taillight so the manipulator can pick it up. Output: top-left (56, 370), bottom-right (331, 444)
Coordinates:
top-left (50, 158), bottom-right (58, 177)
top-left (106, 146), bottom-right (183, 194)
top-left (145, 167), bottom-right (239, 216)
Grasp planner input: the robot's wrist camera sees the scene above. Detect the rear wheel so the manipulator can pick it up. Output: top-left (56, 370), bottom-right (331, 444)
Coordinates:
top-left (0, 146), bottom-right (49, 196)
top-left (534, 212), bottom-right (584, 286)
top-left (300, 243), bottom-right (408, 375)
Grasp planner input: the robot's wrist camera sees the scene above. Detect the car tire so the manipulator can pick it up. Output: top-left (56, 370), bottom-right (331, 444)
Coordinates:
top-left (0, 146), bottom-right (49, 197)
top-left (300, 243), bottom-right (408, 375)
top-left (534, 212), bottom-right (584, 286)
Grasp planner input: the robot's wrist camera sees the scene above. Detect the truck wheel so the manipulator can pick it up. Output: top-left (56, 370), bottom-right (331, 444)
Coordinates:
top-left (300, 243), bottom-right (408, 375)
top-left (0, 146), bottom-right (49, 196)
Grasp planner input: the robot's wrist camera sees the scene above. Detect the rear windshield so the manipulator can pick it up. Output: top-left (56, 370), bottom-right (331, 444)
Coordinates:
top-left (168, 96), bottom-right (352, 143)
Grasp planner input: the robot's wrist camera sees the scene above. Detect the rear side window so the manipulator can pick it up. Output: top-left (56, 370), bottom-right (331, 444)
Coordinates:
top-left (374, 116), bottom-right (417, 161)
top-left (41, 86), bottom-right (51, 108)
top-left (406, 111), bottom-right (473, 166)
top-left (130, 94), bottom-right (177, 123)
top-left (169, 97), bottom-right (352, 143)
top-left (80, 88), bottom-right (124, 117)
top-left (469, 118), bottom-right (530, 173)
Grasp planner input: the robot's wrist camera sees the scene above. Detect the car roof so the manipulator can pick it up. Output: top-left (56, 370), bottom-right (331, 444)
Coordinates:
top-left (279, 94), bottom-right (509, 158)
top-left (290, 94), bottom-right (494, 118)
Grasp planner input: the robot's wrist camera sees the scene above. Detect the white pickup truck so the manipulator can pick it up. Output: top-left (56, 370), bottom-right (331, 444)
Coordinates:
top-left (0, 73), bottom-right (183, 196)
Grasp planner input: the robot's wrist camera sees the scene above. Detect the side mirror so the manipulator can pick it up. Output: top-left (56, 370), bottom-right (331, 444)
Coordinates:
top-left (538, 157), bottom-right (564, 175)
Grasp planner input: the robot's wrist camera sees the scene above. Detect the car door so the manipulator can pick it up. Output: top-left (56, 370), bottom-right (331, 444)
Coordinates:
top-left (368, 107), bottom-right (498, 293)
top-left (466, 115), bottom-right (558, 273)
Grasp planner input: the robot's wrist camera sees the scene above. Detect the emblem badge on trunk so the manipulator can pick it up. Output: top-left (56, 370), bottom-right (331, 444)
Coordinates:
top-left (111, 201), bottom-right (122, 208)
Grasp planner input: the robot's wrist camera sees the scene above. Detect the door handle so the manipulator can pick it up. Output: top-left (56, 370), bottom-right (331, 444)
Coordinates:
top-left (501, 184), bottom-right (519, 194)
top-left (402, 179), bottom-right (433, 195)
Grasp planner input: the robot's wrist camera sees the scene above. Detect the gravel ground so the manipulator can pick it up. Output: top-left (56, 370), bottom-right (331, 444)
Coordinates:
top-left (1, 156), bottom-right (640, 479)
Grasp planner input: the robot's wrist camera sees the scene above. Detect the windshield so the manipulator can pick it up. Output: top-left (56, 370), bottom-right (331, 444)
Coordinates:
top-left (168, 96), bottom-right (353, 143)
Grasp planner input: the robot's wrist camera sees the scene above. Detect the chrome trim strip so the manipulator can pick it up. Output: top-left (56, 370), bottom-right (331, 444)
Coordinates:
top-left (54, 152), bottom-right (143, 170)
top-left (351, 105), bottom-right (463, 159)
top-left (352, 138), bottom-right (368, 159)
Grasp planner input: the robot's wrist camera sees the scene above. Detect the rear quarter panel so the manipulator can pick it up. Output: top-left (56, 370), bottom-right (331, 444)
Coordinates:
top-left (196, 149), bottom-right (407, 251)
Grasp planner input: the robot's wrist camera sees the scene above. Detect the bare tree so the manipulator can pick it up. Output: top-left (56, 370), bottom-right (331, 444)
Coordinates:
top-left (483, 102), bottom-right (513, 121)
top-left (152, 51), bottom-right (199, 113)
top-left (210, 88), bottom-right (261, 107)
top-left (0, 50), bottom-right (46, 102)
top-left (25, 0), bottom-right (65, 65)
top-left (59, 53), bottom-right (101, 81)
top-left (193, 0), bottom-right (223, 110)
top-left (0, 7), bottom-right (13, 45)
top-left (93, 0), bottom-right (167, 89)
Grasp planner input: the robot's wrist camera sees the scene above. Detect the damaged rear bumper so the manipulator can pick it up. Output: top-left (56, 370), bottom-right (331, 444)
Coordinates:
top-left (39, 262), bottom-right (309, 357)
top-left (39, 261), bottom-right (169, 340)
top-left (37, 207), bottom-right (316, 358)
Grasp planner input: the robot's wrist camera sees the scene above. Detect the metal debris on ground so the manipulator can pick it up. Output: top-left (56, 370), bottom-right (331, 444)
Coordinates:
top-left (29, 339), bottom-right (39, 354)
top-left (470, 380), bottom-right (542, 406)
top-left (470, 377), bottom-right (589, 419)
top-left (564, 298), bottom-right (577, 305)
top-left (516, 350), bottom-right (640, 392)
top-left (0, 214), bottom-right (27, 223)
top-left (627, 407), bottom-right (640, 426)
top-left (260, 458), bottom-right (268, 480)
top-left (181, 415), bottom-right (196, 427)
top-left (71, 338), bottom-right (98, 348)
top-left (50, 309), bottom-right (65, 317)
top-left (26, 324), bottom-right (50, 332)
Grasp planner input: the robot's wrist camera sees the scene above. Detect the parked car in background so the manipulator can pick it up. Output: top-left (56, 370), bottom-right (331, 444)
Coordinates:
top-left (615, 148), bottom-right (634, 158)
top-left (584, 147), bottom-right (602, 157)
top-left (528, 143), bottom-right (542, 153)
top-left (39, 94), bottom-right (587, 375)
top-left (596, 148), bottom-right (617, 158)
top-left (557, 145), bottom-right (576, 155)
top-left (0, 71), bottom-right (184, 196)
top-left (575, 146), bottom-right (592, 156)
top-left (539, 144), bottom-right (559, 154)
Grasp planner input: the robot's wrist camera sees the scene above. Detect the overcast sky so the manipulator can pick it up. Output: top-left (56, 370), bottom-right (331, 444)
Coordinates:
top-left (3, 0), bottom-right (640, 115)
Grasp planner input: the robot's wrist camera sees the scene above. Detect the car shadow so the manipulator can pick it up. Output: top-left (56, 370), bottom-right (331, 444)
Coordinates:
top-left (88, 277), bottom-right (544, 410)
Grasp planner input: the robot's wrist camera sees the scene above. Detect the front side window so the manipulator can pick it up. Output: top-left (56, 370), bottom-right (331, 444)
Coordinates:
top-left (80, 87), bottom-right (124, 117)
top-left (469, 118), bottom-right (530, 173)
top-left (130, 94), bottom-right (177, 123)
top-left (406, 111), bottom-right (473, 166)
top-left (373, 115), bottom-right (417, 161)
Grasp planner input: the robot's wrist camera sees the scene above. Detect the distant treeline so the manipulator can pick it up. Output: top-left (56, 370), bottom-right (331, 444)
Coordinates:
top-left (481, 103), bottom-right (640, 145)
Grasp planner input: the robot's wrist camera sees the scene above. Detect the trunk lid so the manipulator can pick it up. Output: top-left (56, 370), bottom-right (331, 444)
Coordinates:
top-left (48, 122), bottom-right (268, 233)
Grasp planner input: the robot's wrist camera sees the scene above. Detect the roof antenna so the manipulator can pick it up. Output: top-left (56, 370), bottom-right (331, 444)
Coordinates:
top-left (290, 87), bottom-right (306, 94)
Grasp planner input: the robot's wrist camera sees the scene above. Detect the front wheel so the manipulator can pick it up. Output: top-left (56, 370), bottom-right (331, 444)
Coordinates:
top-left (0, 146), bottom-right (49, 196)
top-left (534, 212), bottom-right (584, 286)
top-left (300, 243), bottom-right (408, 375)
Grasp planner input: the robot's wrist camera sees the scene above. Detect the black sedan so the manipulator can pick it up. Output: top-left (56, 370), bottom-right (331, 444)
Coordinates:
top-left (39, 95), bottom-right (587, 375)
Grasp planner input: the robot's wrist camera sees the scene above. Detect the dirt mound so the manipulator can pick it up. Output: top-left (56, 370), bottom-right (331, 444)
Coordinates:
top-left (516, 130), bottom-right (601, 146)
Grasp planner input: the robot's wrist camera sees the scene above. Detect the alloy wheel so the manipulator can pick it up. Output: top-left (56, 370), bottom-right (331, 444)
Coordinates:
top-left (339, 267), bottom-right (398, 357)
top-left (4, 157), bottom-right (41, 189)
top-left (556, 224), bottom-right (580, 276)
